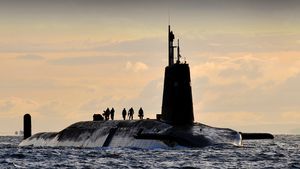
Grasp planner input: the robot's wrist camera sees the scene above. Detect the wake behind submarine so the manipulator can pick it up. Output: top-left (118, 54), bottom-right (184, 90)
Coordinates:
top-left (19, 26), bottom-right (273, 148)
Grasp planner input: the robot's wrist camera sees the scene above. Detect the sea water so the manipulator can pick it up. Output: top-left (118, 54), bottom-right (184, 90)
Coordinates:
top-left (0, 135), bottom-right (299, 168)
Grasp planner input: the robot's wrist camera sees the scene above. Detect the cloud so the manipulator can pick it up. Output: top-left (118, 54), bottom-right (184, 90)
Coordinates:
top-left (126, 61), bottom-right (149, 72)
top-left (0, 79), bottom-right (61, 92)
top-left (79, 97), bottom-right (114, 114)
top-left (184, 33), bottom-right (300, 54)
top-left (48, 54), bottom-right (144, 66)
top-left (49, 56), bottom-right (107, 65)
top-left (185, 69), bottom-right (299, 133)
top-left (188, 52), bottom-right (300, 120)
top-left (131, 78), bottom-right (163, 115)
top-left (36, 100), bottom-right (64, 116)
top-left (94, 38), bottom-right (164, 53)
top-left (0, 97), bottom-right (39, 117)
top-left (0, 100), bottom-right (14, 112)
top-left (16, 54), bottom-right (44, 60)
top-left (218, 54), bottom-right (264, 79)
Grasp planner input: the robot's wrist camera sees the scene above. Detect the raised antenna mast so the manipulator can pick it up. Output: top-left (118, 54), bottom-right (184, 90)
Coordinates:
top-left (168, 9), bottom-right (170, 25)
top-left (168, 25), bottom-right (175, 66)
top-left (177, 39), bottom-right (181, 63)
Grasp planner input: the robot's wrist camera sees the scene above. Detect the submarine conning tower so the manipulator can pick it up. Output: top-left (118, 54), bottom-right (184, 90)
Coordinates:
top-left (161, 25), bottom-right (194, 125)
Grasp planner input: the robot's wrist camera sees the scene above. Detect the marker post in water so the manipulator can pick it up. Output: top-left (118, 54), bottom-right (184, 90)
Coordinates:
top-left (23, 114), bottom-right (31, 140)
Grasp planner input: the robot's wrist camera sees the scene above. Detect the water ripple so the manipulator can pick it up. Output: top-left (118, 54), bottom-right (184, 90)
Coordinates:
top-left (0, 135), bottom-right (299, 168)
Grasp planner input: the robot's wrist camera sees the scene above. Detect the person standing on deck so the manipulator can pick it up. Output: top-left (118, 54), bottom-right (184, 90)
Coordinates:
top-left (138, 107), bottom-right (144, 119)
top-left (110, 108), bottom-right (115, 120)
top-left (103, 108), bottom-right (110, 120)
top-left (122, 108), bottom-right (127, 120)
top-left (128, 107), bottom-right (134, 120)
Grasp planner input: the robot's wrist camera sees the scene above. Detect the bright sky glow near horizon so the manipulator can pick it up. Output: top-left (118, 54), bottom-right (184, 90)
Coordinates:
top-left (0, 0), bottom-right (300, 135)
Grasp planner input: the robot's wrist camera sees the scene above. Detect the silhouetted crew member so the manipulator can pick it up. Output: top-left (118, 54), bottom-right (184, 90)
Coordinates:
top-left (128, 107), bottom-right (134, 120)
top-left (138, 107), bottom-right (144, 120)
top-left (122, 108), bottom-right (127, 120)
top-left (103, 108), bottom-right (110, 120)
top-left (110, 108), bottom-right (115, 120)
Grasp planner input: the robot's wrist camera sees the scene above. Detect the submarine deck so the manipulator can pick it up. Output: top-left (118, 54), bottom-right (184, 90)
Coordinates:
top-left (19, 120), bottom-right (242, 148)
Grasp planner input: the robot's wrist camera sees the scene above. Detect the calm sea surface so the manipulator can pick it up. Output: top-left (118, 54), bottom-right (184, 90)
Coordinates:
top-left (0, 135), bottom-right (299, 168)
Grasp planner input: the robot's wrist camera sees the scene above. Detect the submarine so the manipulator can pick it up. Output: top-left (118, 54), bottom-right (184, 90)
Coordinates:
top-left (19, 26), bottom-right (271, 148)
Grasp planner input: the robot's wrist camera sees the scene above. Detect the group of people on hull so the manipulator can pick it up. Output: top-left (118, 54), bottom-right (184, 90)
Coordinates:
top-left (94, 107), bottom-right (144, 121)
top-left (122, 107), bottom-right (144, 120)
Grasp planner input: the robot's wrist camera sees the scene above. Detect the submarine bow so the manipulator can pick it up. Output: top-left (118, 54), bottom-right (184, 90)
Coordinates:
top-left (19, 26), bottom-right (242, 148)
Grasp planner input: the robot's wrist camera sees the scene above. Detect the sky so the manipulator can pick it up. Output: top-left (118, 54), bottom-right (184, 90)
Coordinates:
top-left (0, 0), bottom-right (300, 135)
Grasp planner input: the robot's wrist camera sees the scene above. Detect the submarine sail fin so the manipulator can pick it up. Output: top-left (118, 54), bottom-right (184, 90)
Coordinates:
top-left (161, 26), bottom-right (194, 125)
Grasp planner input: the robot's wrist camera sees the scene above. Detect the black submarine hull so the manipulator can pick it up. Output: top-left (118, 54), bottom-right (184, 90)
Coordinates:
top-left (19, 120), bottom-right (242, 148)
